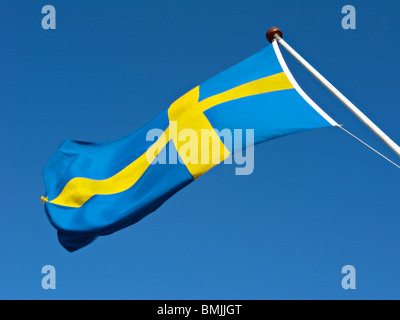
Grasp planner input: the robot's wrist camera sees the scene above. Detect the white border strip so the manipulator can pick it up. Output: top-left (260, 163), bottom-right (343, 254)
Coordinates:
top-left (272, 40), bottom-right (338, 126)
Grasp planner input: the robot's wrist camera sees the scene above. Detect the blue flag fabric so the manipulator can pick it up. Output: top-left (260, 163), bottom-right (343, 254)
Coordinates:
top-left (42, 42), bottom-right (337, 251)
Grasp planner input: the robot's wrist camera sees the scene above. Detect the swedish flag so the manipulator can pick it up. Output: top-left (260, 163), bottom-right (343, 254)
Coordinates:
top-left (42, 41), bottom-right (337, 251)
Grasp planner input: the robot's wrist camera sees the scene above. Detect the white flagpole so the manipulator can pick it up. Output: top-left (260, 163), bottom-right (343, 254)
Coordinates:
top-left (266, 28), bottom-right (400, 159)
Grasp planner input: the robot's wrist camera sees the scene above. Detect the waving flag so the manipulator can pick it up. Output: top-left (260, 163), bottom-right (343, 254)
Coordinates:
top-left (42, 41), bottom-right (337, 251)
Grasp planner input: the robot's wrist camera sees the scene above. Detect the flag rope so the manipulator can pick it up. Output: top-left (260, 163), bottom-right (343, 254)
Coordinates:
top-left (338, 125), bottom-right (400, 170)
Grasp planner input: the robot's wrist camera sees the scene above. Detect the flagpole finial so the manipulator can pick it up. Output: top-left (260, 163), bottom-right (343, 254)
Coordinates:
top-left (266, 27), bottom-right (283, 43)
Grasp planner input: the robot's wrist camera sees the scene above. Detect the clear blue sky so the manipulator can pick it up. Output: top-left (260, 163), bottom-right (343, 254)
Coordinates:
top-left (2, 0), bottom-right (400, 300)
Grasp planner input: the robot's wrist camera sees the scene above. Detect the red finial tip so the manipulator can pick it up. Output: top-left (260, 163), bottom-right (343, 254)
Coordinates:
top-left (266, 27), bottom-right (283, 43)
